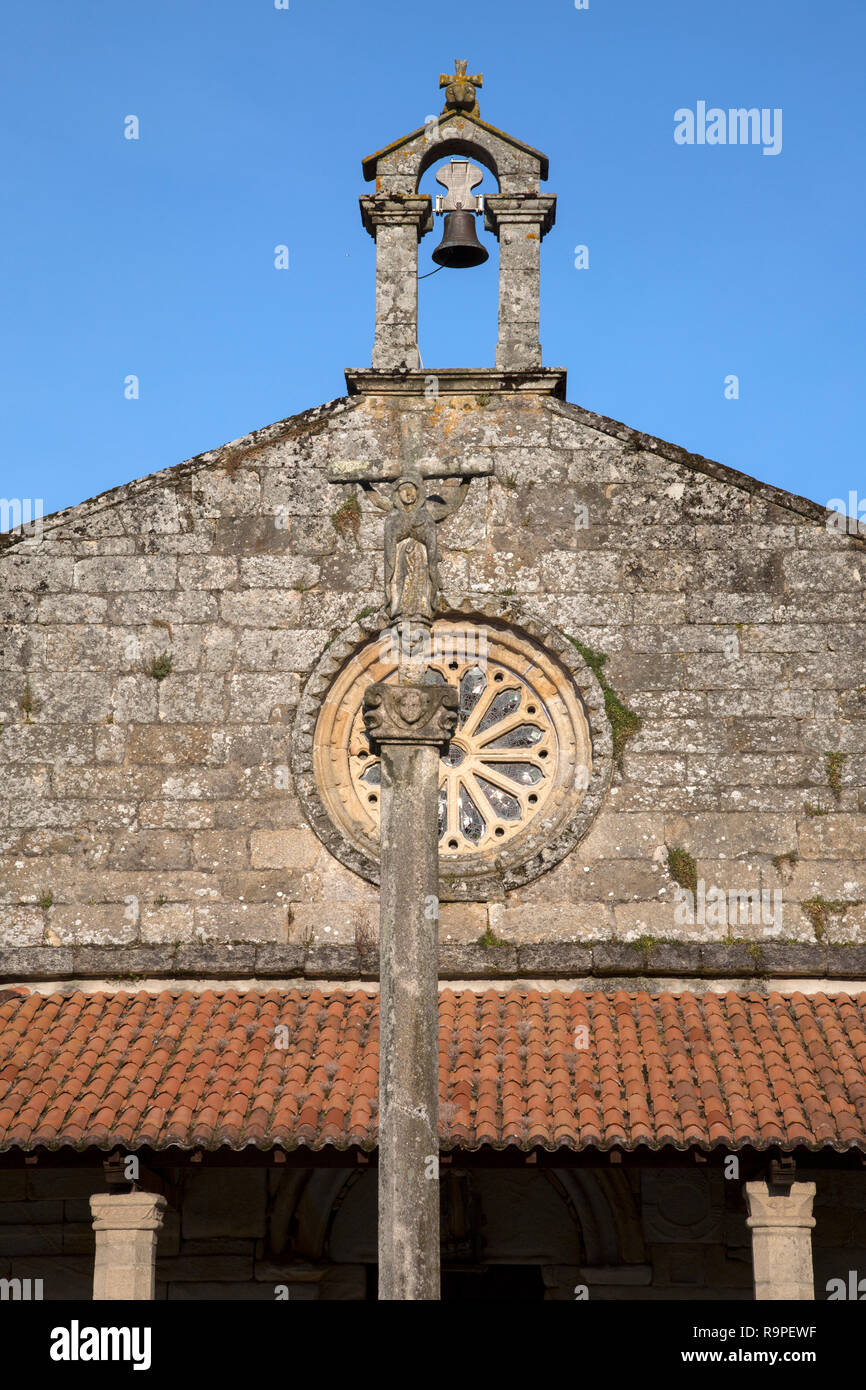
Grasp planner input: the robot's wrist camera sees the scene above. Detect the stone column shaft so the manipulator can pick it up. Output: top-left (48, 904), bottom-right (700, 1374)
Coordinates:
top-left (745, 1180), bottom-right (816, 1301)
top-left (89, 1192), bottom-right (167, 1301)
top-left (360, 196), bottom-right (433, 370)
top-left (484, 195), bottom-right (556, 370)
top-left (363, 681), bottom-right (458, 1302)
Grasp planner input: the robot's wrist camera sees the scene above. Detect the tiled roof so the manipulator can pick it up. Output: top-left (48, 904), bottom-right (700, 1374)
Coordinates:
top-left (1, 987), bottom-right (865, 1153)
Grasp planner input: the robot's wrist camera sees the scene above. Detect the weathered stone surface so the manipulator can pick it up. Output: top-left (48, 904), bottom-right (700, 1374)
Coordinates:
top-left (90, 1192), bottom-right (166, 1301)
top-left (0, 383), bottom-right (864, 977)
top-left (745, 1181), bottom-right (816, 1301)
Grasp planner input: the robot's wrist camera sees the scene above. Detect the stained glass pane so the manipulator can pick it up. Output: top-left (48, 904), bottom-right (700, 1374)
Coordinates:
top-left (425, 667), bottom-right (447, 685)
top-left (441, 744), bottom-right (465, 768)
top-left (476, 687), bottom-right (521, 733)
top-left (458, 786), bottom-right (485, 844)
top-left (437, 786), bottom-right (447, 840)
top-left (483, 723), bottom-right (543, 749)
top-left (482, 761), bottom-right (543, 786)
top-left (475, 776), bottom-right (521, 821)
top-left (458, 666), bottom-right (486, 725)
top-left (360, 762), bottom-right (381, 785)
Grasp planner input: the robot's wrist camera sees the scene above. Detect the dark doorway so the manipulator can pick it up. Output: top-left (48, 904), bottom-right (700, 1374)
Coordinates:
top-left (364, 1264), bottom-right (545, 1300)
top-left (442, 1265), bottom-right (546, 1301)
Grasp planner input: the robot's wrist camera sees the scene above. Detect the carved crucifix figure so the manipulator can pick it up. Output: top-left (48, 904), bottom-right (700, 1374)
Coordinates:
top-left (368, 473), bottom-right (469, 625)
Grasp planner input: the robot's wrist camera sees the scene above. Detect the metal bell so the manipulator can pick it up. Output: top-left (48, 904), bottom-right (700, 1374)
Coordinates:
top-left (431, 210), bottom-right (489, 269)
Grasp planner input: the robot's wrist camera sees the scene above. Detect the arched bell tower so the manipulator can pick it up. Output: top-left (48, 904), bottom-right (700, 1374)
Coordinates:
top-left (359, 60), bottom-right (557, 372)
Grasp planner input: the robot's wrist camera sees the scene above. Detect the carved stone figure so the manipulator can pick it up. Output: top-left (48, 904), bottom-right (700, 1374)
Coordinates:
top-left (439, 60), bottom-right (483, 118)
top-left (368, 474), bottom-right (469, 624)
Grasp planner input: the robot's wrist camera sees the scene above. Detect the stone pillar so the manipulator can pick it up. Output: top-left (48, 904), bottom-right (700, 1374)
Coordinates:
top-left (484, 194), bottom-right (557, 369)
top-left (360, 195), bottom-right (433, 370)
top-left (89, 1192), bottom-right (166, 1300)
top-left (745, 1180), bottom-right (816, 1300)
top-left (362, 681), bottom-right (458, 1301)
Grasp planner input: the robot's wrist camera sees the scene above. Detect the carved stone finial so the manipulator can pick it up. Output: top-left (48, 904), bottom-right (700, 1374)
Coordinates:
top-left (439, 59), bottom-right (483, 118)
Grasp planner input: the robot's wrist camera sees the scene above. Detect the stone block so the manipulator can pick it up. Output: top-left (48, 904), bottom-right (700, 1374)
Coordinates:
top-left (193, 903), bottom-right (288, 942)
top-left (107, 832), bottom-right (192, 871)
top-left (0, 907), bottom-right (44, 947)
top-left (250, 829), bottom-right (320, 870)
top-left (127, 725), bottom-right (213, 765)
top-left (516, 943), bottom-right (593, 973)
top-left (0, 1224), bottom-right (63, 1256)
top-left (181, 1171), bottom-right (267, 1239)
top-left (174, 944), bottom-right (256, 975)
top-left (73, 556), bottom-right (177, 591)
top-left (254, 944), bottom-right (305, 975)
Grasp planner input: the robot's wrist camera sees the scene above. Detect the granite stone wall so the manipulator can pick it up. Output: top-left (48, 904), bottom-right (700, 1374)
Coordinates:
top-left (1, 387), bottom-right (864, 978)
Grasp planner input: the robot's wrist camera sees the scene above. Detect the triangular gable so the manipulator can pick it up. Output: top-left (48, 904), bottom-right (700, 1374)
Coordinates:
top-left (362, 110), bottom-right (549, 181)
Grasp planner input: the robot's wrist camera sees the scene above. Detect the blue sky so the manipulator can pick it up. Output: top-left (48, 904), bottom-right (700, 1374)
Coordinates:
top-left (1, 0), bottom-right (863, 521)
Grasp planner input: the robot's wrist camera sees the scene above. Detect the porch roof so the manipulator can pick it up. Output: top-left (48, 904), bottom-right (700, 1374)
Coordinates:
top-left (1, 986), bottom-right (865, 1155)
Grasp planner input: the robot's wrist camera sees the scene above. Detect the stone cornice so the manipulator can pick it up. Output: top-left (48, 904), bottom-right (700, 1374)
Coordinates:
top-left (344, 367), bottom-right (567, 397)
top-left (4, 941), bottom-right (866, 989)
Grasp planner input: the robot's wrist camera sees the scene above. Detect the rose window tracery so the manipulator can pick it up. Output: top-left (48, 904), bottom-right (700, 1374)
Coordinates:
top-left (352, 658), bottom-right (554, 852)
top-left (306, 617), bottom-right (604, 895)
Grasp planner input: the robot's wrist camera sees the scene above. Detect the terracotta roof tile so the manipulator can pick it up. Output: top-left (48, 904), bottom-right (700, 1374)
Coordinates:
top-left (1, 987), bottom-right (866, 1153)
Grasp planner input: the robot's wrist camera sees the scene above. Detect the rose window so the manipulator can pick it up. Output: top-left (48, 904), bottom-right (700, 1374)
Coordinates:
top-left (310, 619), bottom-right (596, 891)
top-left (354, 659), bottom-right (553, 852)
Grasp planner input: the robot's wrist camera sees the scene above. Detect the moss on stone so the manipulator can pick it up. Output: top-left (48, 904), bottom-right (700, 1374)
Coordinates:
top-left (478, 925), bottom-right (510, 948)
top-left (632, 934), bottom-right (664, 955)
top-left (566, 637), bottom-right (642, 767)
top-left (771, 851), bottom-right (799, 871)
top-left (147, 651), bottom-right (173, 681)
top-left (19, 681), bottom-right (40, 721)
top-left (826, 751), bottom-right (846, 801)
top-left (665, 845), bottom-right (698, 895)
top-left (802, 897), bottom-right (864, 942)
top-left (331, 495), bottom-right (361, 542)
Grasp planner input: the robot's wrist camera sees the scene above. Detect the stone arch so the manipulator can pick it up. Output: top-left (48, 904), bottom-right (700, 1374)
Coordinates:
top-left (364, 114), bottom-right (547, 197)
top-left (268, 1165), bottom-right (647, 1282)
top-left (415, 137), bottom-right (503, 193)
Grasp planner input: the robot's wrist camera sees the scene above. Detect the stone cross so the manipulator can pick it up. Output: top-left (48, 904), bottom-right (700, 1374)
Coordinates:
top-left (363, 681), bottom-right (458, 1300)
top-left (328, 431), bottom-right (479, 1298)
top-left (440, 60), bottom-right (483, 118)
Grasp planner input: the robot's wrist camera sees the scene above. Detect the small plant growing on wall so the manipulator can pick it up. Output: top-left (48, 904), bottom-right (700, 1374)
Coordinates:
top-left (146, 651), bottom-right (173, 681)
top-left (566, 637), bottom-right (642, 769)
top-left (666, 845), bottom-right (698, 896)
top-left (331, 495), bottom-right (361, 542)
top-left (19, 681), bottom-right (41, 722)
top-left (826, 751), bottom-right (846, 802)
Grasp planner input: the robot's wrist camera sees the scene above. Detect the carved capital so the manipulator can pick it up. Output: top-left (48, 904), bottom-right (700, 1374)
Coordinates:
top-left (363, 683), bottom-right (458, 748)
top-left (359, 195), bottom-right (434, 241)
top-left (745, 1181), bottom-right (817, 1230)
top-left (90, 1192), bottom-right (167, 1232)
top-left (483, 194), bottom-right (557, 239)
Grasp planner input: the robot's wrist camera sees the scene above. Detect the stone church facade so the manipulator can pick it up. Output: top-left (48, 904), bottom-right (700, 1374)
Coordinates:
top-left (1, 66), bottom-right (865, 1301)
